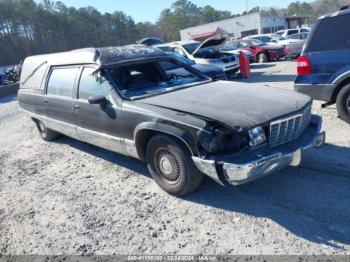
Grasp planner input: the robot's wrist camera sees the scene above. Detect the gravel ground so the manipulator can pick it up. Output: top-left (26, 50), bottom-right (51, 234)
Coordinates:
top-left (0, 61), bottom-right (349, 255)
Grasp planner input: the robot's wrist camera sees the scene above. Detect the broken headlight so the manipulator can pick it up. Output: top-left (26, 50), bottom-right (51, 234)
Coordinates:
top-left (197, 124), bottom-right (249, 154)
top-left (248, 126), bottom-right (267, 147)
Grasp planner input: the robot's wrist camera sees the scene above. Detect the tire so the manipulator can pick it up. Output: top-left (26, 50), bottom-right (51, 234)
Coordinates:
top-left (257, 53), bottom-right (268, 64)
top-left (336, 84), bottom-right (350, 124)
top-left (35, 119), bottom-right (60, 141)
top-left (146, 134), bottom-right (204, 196)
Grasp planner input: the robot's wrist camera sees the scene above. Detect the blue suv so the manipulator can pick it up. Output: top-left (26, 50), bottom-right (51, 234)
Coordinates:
top-left (295, 6), bottom-right (350, 124)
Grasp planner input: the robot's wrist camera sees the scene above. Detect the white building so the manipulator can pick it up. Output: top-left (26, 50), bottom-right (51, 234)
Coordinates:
top-left (180, 12), bottom-right (309, 40)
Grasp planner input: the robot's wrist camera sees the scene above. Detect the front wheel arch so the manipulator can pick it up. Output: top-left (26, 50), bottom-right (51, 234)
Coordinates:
top-left (134, 126), bottom-right (195, 161)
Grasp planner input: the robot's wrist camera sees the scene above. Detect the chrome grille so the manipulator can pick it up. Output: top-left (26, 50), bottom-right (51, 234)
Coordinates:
top-left (269, 105), bottom-right (312, 147)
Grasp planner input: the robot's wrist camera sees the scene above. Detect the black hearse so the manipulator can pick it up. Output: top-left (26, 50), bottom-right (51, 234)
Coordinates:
top-left (18, 45), bottom-right (325, 195)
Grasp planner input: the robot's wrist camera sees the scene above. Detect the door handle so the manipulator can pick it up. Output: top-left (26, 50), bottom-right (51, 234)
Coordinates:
top-left (74, 105), bottom-right (80, 110)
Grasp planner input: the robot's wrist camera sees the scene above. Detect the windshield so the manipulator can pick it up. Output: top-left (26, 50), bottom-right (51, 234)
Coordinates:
top-left (107, 59), bottom-right (209, 100)
top-left (249, 39), bottom-right (266, 46)
top-left (271, 34), bottom-right (286, 41)
top-left (182, 42), bottom-right (201, 54)
top-left (221, 44), bottom-right (237, 51)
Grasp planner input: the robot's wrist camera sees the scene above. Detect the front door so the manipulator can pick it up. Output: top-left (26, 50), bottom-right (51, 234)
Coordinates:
top-left (73, 66), bottom-right (124, 154)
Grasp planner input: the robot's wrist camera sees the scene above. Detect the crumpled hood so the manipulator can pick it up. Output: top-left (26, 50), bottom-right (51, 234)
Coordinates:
top-left (192, 36), bottom-right (227, 56)
top-left (139, 81), bottom-right (311, 129)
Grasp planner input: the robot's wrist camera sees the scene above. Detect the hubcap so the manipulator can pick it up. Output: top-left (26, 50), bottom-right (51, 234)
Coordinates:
top-left (155, 150), bottom-right (180, 182)
top-left (160, 156), bottom-right (173, 175)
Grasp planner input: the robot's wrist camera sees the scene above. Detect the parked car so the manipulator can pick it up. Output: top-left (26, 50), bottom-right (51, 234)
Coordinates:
top-left (18, 45), bottom-right (325, 195)
top-left (227, 39), bottom-right (286, 63)
top-left (286, 33), bottom-right (309, 58)
top-left (276, 28), bottom-right (310, 38)
top-left (274, 33), bottom-right (309, 48)
top-left (244, 34), bottom-right (287, 45)
top-left (220, 44), bottom-right (255, 63)
top-left (295, 6), bottom-right (350, 124)
top-left (136, 37), bottom-right (164, 46)
top-left (154, 36), bottom-right (239, 76)
top-left (166, 52), bottom-right (227, 80)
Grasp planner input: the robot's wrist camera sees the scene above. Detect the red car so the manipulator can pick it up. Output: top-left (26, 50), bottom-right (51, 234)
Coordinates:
top-left (227, 39), bottom-right (286, 63)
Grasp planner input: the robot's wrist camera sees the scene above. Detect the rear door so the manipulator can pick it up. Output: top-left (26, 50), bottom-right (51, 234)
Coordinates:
top-left (45, 66), bottom-right (80, 138)
top-left (73, 66), bottom-right (124, 153)
top-left (304, 14), bottom-right (350, 84)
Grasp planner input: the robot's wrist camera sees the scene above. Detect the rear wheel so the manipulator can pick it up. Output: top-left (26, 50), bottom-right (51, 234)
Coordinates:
top-left (35, 119), bottom-right (60, 141)
top-left (336, 84), bottom-right (350, 124)
top-left (146, 134), bottom-right (203, 196)
top-left (257, 53), bottom-right (268, 64)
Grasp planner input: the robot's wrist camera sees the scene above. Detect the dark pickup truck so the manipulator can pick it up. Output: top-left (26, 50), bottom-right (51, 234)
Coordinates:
top-left (18, 45), bottom-right (325, 195)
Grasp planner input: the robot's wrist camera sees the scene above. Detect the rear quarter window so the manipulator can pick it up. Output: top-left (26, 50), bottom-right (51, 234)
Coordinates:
top-left (47, 67), bottom-right (79, 97)
top-left (307, 14), bottom-right (350, 52)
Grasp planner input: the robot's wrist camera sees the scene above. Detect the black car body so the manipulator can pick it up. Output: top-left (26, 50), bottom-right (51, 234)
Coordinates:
top-left (18, 45), bottom-right (325, 195)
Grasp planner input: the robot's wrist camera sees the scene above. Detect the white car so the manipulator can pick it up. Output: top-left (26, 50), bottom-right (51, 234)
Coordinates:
top-left (275, 28), bottom-right (310, 38)
top-left (154, 36), bottom-right (239, 75)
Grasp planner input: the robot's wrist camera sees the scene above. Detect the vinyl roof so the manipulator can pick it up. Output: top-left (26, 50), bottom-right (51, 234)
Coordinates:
top-left (23, 45), bottom-right (167, 68)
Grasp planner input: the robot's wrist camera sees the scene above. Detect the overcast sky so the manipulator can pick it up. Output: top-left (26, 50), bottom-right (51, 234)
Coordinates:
top-left (51, 0), bottom-right (314, 22)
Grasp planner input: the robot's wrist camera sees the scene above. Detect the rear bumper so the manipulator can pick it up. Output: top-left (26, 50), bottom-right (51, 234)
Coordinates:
top-left (192, 115), bottom-right (325, 186)
top-left (294, 83), bottom-right (335, 102)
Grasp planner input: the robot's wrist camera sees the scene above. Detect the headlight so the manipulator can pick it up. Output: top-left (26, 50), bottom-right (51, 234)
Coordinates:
top-left (248, 126), bottom-right (267, 147)
top-left (197, 124), bottom-right (249, 154)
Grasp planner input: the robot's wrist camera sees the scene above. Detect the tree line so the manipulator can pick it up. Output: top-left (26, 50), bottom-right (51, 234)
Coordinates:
top-left (0, 0), bottom-right (348, 66)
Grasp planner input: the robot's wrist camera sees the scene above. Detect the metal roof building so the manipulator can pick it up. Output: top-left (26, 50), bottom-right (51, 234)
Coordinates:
top-left (180, 12), bottom-right (309, 40)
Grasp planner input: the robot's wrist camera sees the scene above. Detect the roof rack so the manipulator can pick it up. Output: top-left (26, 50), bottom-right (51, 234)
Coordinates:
top-left (339, 6), bottom-right (349, 11)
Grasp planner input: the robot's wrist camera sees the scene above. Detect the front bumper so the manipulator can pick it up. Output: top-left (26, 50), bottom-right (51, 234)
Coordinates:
top-left (192, 115), bottom-right (325, 186)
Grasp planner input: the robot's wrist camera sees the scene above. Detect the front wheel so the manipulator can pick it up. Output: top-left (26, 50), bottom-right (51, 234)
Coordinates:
top-left (257, 53), bottom-right (268, 64)
top-left (146, 135), bottom-right (204, 196)
top-left (336, 84), bottom-right (350, 124)
top-left (35, 119), bottom-right (60, 141)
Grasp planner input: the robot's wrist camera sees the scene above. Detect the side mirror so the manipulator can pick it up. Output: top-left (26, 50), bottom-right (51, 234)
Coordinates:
top-left (88, 95), bottom-right (108, 107)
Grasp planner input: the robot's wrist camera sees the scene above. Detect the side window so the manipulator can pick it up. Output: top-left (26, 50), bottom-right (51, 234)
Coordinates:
top-left (47, 67), bottom-right (79, 97)
top-left (307, 15), bottom-right (350, 52)
top-left (287, 30), bottom-right (298, 36)
top-left (78, 67), bottom-right (111, 101)
top-left (301, 29), bottom-right (308, 33)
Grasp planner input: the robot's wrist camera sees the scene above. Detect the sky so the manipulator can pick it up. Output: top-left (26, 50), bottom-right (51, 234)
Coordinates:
top-left (51, 0), bottom-right (313, 23)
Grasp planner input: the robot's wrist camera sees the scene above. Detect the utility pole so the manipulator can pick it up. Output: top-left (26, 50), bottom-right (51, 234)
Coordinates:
top-left (245, 0), bottom-right (249, 13)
